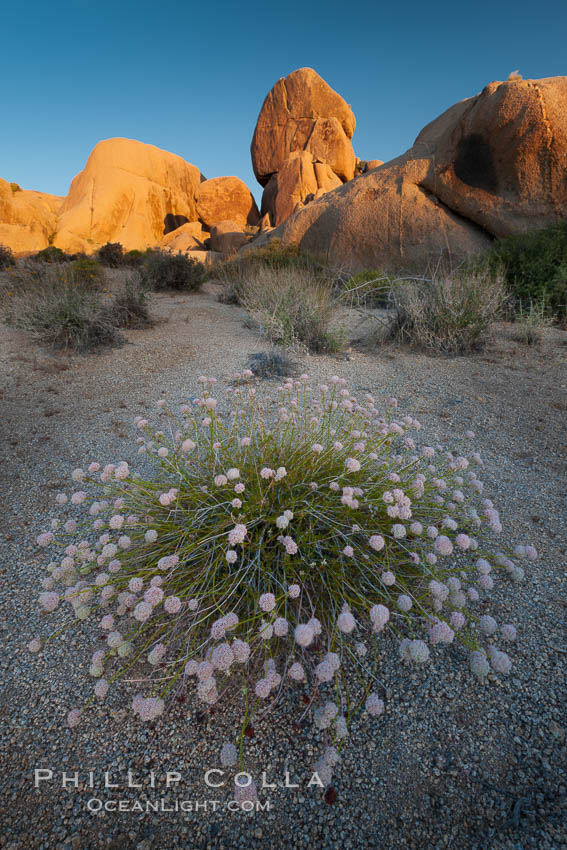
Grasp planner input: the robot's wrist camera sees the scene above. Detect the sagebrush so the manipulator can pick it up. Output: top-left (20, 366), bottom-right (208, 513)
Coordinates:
top-left (390, 267), bottom-right (506, 354)
top-left (4, 281), bottom-right (121, 351)
top-left (97, 242), bottom-right (124, 268)
top-left (215, 240), bottom-right (329, 305)
top-left (240, 266), bottom-right (343, 353)
top-left (141, 250), bottom-right (204, 291)
top-left (1, 263), bottom-right (150, 350)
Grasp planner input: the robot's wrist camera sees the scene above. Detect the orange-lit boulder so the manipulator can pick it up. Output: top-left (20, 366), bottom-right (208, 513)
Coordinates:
top-left (54, 138), bottom-right (205, 253)
top-left (0, 179), bottom-right (63, 253)
top-left (251, 68), bottom-right (356, 186)
top-left (196, 176), bottom-right (259, 228)
top-left (158, 221), bottom-right (207, 252)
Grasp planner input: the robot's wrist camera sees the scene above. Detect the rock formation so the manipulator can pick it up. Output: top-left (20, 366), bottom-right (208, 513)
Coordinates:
top-left (252, 76), bottom-right (567, 270)
top-left (417, 76), bottom-right (567, 237)
top-left (53, 138), bottom-right (206, 253)
top-left (158, 221), bottom-right (208, 252)
top-left (260, 151), bottom-right (343, 226)
top-left (0, 179), bottom-right (63, 253)
top-left (209, 220), bottom-right (249, 255)
top-left (2, 73), bottom-right (565, 270)
top-left (251, 68), bottom-right (356, 225)
top-left (196, 176), bottom-right (259, 229)
top-left (0, 139), bottom-right (265, 258)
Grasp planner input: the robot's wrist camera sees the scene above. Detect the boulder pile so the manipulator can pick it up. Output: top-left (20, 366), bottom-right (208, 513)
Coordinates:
top-left (255, 75), bottom-right (567, 270)
top-left (0, 139), bottom-right (260, 259)
top-left (1, 70), bottom-right (565, 271)
top-left (251, 68), bottom-right (356, 225)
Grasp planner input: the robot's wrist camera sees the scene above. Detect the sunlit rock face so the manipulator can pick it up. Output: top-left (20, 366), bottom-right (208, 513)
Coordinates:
top-left (53, 137), bottom-right (206, 253)
top-left (0, 179), bottom-right (63, 253)
top-left (254, 76), bottom-right (567, 270)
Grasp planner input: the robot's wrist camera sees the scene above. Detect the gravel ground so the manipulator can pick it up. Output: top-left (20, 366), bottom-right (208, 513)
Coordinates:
top-left (1, 284), bottom-right (566, 850)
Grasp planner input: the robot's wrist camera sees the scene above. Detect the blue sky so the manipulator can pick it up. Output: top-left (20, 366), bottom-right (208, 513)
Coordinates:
top-left (2, 0), bottom-right (565, 204)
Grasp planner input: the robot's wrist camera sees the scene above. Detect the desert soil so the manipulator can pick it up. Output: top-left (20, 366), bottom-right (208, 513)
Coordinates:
top-left (0, 284), bottom-right (566, 850)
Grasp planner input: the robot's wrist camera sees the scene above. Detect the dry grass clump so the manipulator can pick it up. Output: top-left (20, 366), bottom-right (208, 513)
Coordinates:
top-left (110, 273), bottom-right (152, 329)
top-left (215, 239), bottom-right (330, 305)
top-left (4, 279), bottom-right (122, 352)
top-left (1, 263), bottom-right (152, 351)
top-left (338, 269), bottom-right (392, 309)
top-left (390, 267), bottom-right (507, 354)
top-left (245, 349), bottom-right (297, 379)
top-left (512, 299), bottom-right (554, 346)
top-left (239, 266), bottom-right (343, 353)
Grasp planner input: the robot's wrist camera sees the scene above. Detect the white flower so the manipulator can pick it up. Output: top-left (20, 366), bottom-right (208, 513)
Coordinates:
top-left (294, 624), bottom-right (314, 647)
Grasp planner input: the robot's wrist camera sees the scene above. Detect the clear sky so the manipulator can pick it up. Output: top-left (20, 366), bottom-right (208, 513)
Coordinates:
top-left (2, 0), bottom-right (565, 204)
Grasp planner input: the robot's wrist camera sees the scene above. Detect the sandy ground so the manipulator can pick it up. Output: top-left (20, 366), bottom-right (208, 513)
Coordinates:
top-left (0, 284), bottom-right (566, 850)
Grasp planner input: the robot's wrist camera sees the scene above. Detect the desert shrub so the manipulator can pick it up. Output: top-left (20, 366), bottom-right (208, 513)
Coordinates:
top-left (240, 267), bottom-right (343, 353)
top-left (141, 250), bottom-right (204, 291)
top-left (97, 242), bottom-right (124, 268)
top-left (245, 350), bottom-right (296, 379)
top-left (10, 182), bottom-right (21, 193)
top-left (512, 298), bottom-right (553, 346)
top-left (0, 244), bottom-right (15, 270)
top-left (109, 275), bottom-right (152, 329)
top-left (216, 239), bottom-right (328, 305)
top-left (32, 246), bottom-right (72, 264)
top-left (72, 256), bottom-right (104, 288)
top-left (122, 249), bottom-right (146, 267)
top-left (238, 239), bottom-right (326, 274)
top-left (4, 282), bottom-right (121, 351)
top-left (338, 269), bottom-right (391, 308)
top-left (488, 221), bottom-right (567, 318)
top-left (31, 375), bottom-right (536, 793)
top-left (390, 267), bottom-right (506, 354)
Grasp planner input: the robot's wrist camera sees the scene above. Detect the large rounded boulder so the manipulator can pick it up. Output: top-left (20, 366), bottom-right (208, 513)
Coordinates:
top-left (53, 138), bottom-right (206, 253)
top-left (251, 68), bottom-right (356, 187)
top-left (418, 76), bottom-right (567, 237)
top-left (196, 176), bottom-right (259, 229)
top-left (254, 76), bottom-right (567, 270)
top-left (0, 179), bottom-right (63, 253)
top-left (258, 154), bottom-right (491, 270)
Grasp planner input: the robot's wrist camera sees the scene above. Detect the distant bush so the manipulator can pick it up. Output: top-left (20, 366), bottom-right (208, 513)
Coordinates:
top-left (72, 256), bottom-right (104, 288)
top-left (0, 244), bottom-right (15, 270)
top-left (216, 239), bottom-right (329, 305)
top-left (97, 242), bottom-right (124, 268)
top-left (110, 275), bottom-right (152, 329)
top-left (390, 266), bottom-right (506, 354)
top-left (240, 267), bottom-right (343, 353)
top-left (489, 221), bottom-right (567, 319)
top-left (3, 277), bottom-right (122, 352)
top-left (141, 250), bottom-right (204, 291)
top-left (0, 263), bottom-right (154, 351)
top-left (31, 246), bottom-right (72, 264)
top-left (122, 249), bottom-right (146, 267)
top-left (512, 298), bottom-right (553, 346)
top-left (338, 269), bottom-right (391, 308)
top-left (10, 183), bottom-right (21, 193)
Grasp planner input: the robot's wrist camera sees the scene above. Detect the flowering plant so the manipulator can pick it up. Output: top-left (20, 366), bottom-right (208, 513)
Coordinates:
top-left (31, 373), bottom-right (536, 794)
